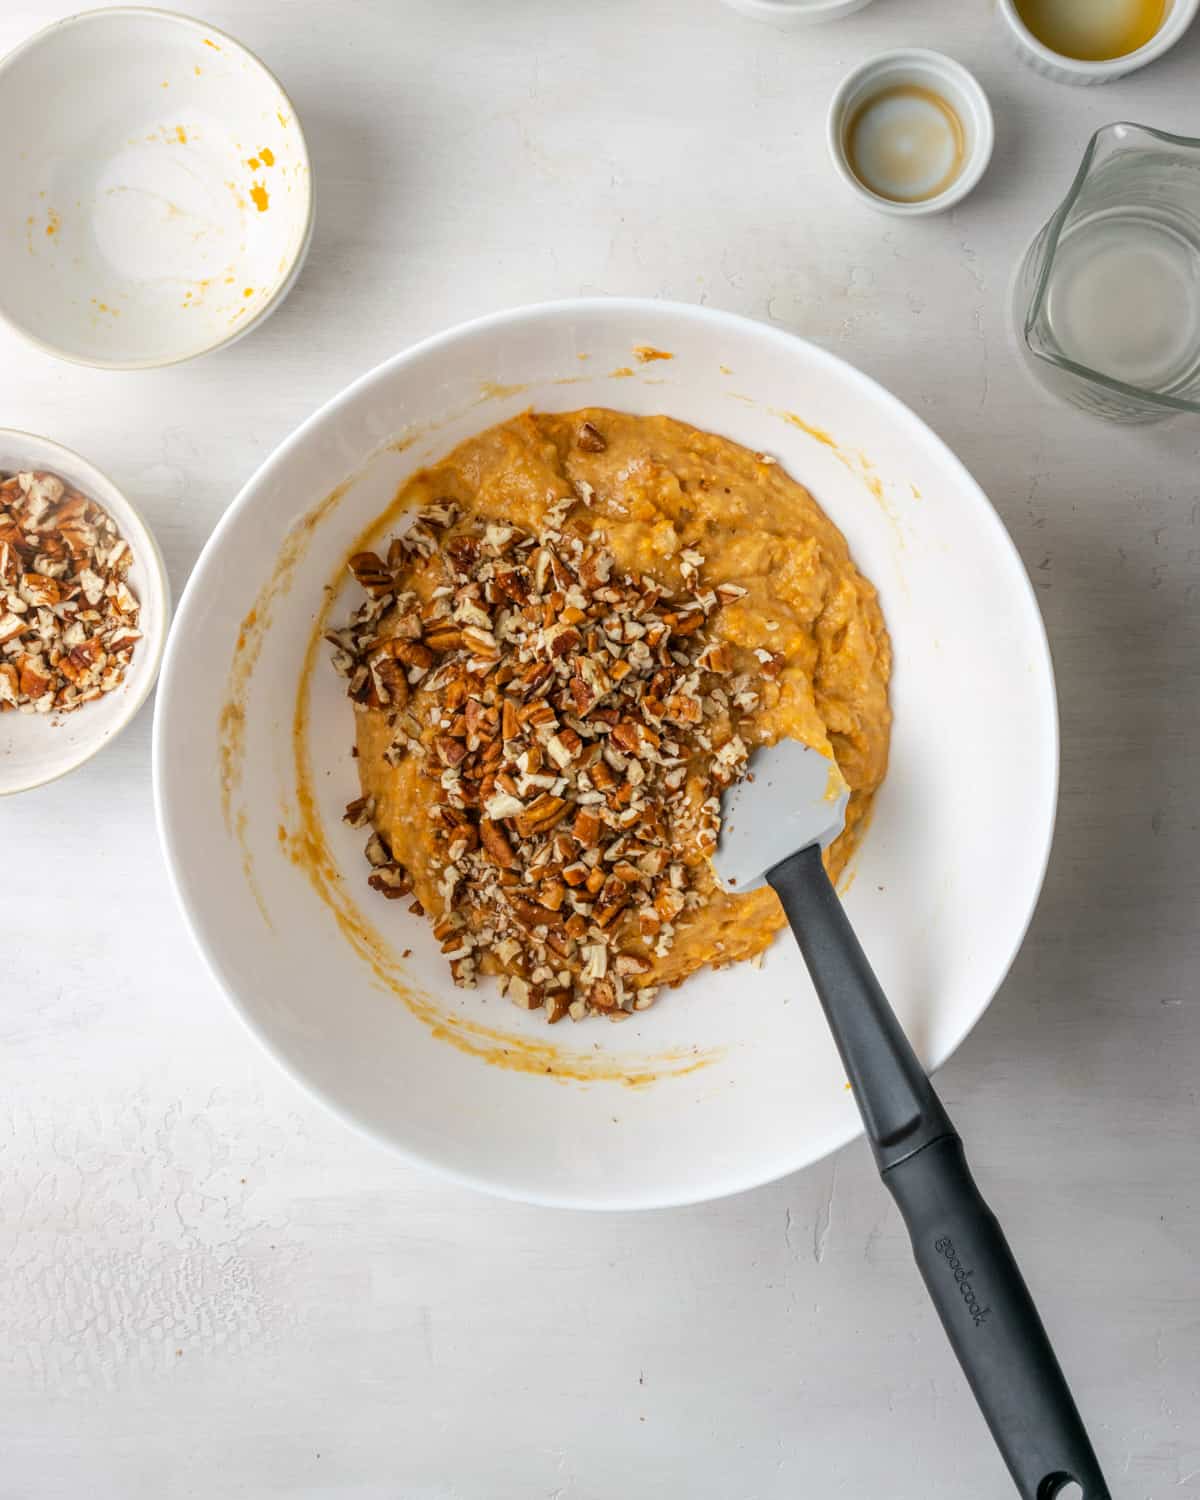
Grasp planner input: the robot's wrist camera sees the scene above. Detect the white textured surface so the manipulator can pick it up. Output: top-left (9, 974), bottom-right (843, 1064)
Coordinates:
top-left (2, 1), bottom-right (1198, 1495)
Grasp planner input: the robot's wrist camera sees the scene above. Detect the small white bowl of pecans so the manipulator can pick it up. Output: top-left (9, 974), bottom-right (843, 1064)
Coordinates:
top-left (0, 431), bottom-right (170, 794)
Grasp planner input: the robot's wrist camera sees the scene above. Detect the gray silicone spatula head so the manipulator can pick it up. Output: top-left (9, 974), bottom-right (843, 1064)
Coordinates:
top-left (711, 740), bottom-right (850, 894)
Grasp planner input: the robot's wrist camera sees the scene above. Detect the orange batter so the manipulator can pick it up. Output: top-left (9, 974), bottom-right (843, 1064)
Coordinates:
top-left (346, 409), bottom-right (891, 1002)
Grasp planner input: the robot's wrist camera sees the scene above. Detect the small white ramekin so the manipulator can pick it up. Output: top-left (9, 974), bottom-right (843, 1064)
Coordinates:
top-left (720, 0), bottom-right (877, 26)
top-left (827, 50), bottom-right (995, 217)
top-left (995, 0), bottom-right (1200, 84)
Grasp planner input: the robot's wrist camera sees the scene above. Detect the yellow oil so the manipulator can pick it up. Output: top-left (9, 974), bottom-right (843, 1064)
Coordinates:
top-left (1014, 0), bottom-right (1165, 61)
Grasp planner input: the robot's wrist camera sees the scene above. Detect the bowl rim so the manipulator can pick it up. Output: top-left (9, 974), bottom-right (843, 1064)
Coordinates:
top-left (995, 0), bottom-right (1200, 77)
top-left (153, 296), bottom-right (1061, 1210)
top-left (826, 48), bottom-right (995, 218)
top-left (720, 0), bottom-right (877, 22)
top-left (0, 5), bottom-right (315, 372)
top-left (1, 427), bottom-right (171, 795)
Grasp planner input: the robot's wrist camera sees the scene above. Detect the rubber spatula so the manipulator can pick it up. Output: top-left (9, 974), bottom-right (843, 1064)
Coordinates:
top-left (713, 741), bottom-right (1110, 1500)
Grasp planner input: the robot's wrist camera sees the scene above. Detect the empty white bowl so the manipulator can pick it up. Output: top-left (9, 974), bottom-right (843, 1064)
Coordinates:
top-left (0, 8), bottom-right (313, 369)
top-left (0, 431), bottom-right (170, 795)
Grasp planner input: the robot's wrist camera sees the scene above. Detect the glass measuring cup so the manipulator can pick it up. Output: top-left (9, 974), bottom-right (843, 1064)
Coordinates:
top-left (1013, 122), bottom-right (1200, 423)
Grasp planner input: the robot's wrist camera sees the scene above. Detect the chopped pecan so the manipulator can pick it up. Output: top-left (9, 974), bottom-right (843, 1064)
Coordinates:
top-left (514, 793), bottom-right (569, 838)
top-left (446, 823), bottom-right (479, 862)
top-left (479, 817), bottom-right (517, 868)
top-left (423, 624), bottom-right (463, 652)
top-left (508, 895), bottom-right (554, 930)
top-left (664, 693), bottom-right (703, 725)
top-left (371, 654), bottom-right (409, 707)
top-left (364, 831), bottom-right (393, 867)
top-left (537, 879), bottom-right (566, 912)
top-left (494, 566), bottom-right (530, 604)
top-left (435, 734), bottom-right (469, 767)
top-left (348, 551), bottom-right (393, 595)
top-left (17, 655), bottom-right (50, 700)
top-left (697, 642), bottom-right (733, 673)
top-left (462, 623), bottom-right (500, 659)
top-left (573, 808), bottom-right (602, 845)
top-left (544, 621), bottom-right (582, 659)
top-left (608, 719), bottom-right (644, 754)
top-left (20, 573), bottom-right (62, 608)
top-left (0, 612), bottom-right (27, 646)
top-left (391, 640), bottom-right (434, 670)
top-left (368, 866), bottom-right (413, 899)
top-left (545, 732), bottom-right (577, 769)
top-left (505, 975), bottom-right (541, 1010)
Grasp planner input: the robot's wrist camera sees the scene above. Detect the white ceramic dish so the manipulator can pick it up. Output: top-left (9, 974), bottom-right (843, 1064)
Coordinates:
top-left (153, 300), bottom-right (1058, 1210)
top-left (719, 0), bottom-right (877, 25)
top-left (996, 0), bottom-right (1200, 83)
top-left (0, 8), bottom-right (313, 369)
top-left (1, 430), bottom-right (170, 795)
top-left (827, 50), bottom-right (994, 217)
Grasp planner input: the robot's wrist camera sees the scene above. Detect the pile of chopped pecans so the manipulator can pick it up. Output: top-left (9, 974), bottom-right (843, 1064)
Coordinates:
top-left (0, 471), bottom-right (141, 715)
top-left (330, 465), bottom-right (770, 1022)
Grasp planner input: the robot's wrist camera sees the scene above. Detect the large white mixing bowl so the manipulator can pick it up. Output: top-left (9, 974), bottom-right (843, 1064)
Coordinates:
top-left (153, 300), bottom-right (1057, 1210)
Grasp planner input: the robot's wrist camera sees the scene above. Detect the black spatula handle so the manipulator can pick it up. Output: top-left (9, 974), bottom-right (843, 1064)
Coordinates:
top-left (768, 844), bottom-right (1110, 1500)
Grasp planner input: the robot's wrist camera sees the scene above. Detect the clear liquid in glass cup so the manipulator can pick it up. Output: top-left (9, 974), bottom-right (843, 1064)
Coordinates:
top-left (1013, 123), bottom-right (1200, 423)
